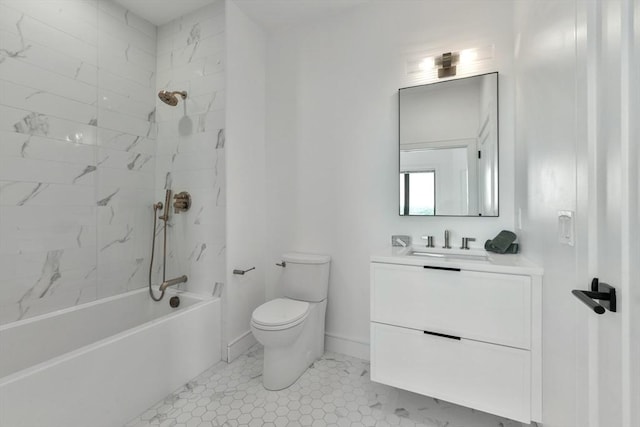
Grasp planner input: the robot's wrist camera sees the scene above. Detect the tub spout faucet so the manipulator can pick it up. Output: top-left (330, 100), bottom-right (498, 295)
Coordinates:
top-left (443, 230), bottom-right (451, 249)
top-left (159, 275), bottom-right (188, 292)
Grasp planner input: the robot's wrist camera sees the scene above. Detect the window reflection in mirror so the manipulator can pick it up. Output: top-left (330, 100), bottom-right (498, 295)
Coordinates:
top-left (399, 72), bottom-right (498, 216)
top-left (400, 171), bottom-right (435, 215)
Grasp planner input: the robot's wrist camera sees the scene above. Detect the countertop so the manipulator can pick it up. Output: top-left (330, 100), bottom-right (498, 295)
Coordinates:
top-left (371, 246), bottom-right (544, 276)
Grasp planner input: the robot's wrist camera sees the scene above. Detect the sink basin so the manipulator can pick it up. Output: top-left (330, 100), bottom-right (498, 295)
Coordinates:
top-left (409, 250), bottom-right (489, 261)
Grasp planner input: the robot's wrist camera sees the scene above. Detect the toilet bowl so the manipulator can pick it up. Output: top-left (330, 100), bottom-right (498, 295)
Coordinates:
top-left (251, 253), bottom-right (330, 390)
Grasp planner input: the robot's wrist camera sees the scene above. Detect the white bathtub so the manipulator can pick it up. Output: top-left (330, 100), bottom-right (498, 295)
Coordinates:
top-left (0, 288), bottom-right (221, 427)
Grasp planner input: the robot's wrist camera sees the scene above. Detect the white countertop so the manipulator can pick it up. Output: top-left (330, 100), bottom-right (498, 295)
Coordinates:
top-left (371, 245), bottom-right (544, 276)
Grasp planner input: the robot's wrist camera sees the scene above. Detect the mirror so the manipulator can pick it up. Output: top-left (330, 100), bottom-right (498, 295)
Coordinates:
top-left (399, 72), bottom-right (499, 216)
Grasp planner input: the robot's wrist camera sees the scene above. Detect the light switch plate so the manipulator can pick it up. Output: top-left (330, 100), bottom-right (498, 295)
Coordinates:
top-left (558, 210), bottom-right (574, 246)
top-left (517, 207), bottom-right (523, 230)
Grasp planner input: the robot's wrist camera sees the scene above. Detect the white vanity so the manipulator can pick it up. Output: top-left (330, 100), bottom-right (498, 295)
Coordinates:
top-left (370, 247), bottom-right (542, 424)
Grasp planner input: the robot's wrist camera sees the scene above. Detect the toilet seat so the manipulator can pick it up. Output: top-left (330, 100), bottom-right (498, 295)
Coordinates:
top-left (252, 298), bottom-right (309, 330)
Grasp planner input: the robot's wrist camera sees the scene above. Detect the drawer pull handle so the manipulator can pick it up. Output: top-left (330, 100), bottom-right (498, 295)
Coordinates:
top-left (423, 330), bottom-right (461, 341)
top-left (423, 265), bottom-right (461, 272)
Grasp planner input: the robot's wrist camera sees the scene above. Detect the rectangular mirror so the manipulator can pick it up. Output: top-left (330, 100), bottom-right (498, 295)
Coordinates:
top-left (399, 72), bottom-right (499, 216)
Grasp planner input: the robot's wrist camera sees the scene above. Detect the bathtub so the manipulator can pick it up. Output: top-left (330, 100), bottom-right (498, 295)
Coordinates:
top-left (0, 288), bottom-right (221, 427)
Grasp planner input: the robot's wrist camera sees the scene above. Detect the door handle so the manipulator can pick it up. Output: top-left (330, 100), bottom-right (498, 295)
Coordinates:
top-left (572, 278), bottom-right (617, 314)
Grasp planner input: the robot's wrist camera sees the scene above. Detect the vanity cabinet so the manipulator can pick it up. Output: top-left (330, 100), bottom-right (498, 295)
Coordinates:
top-left (370, 257), bottom-right (542, 424)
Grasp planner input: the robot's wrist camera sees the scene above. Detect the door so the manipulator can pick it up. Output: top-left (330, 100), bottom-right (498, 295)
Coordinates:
top-left (574, 1), bottom-right (640, 426)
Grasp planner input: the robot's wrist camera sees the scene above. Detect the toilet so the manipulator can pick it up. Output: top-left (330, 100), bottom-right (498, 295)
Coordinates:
top-left (251, 252), bottom-right (331, 390)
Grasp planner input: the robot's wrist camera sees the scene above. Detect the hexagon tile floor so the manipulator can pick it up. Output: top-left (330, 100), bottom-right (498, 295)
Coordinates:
top-left (125, 346), bottom-right (531, 427)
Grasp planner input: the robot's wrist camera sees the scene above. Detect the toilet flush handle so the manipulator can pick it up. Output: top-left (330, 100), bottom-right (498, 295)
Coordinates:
top-left (275, 261), bottom-right (286, 268)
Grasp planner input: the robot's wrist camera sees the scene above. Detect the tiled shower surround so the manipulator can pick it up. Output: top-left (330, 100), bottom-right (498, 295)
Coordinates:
top-left (0, 0), bottom-right (226, 323)
top-left (153, 1), bottom-right (226, 296)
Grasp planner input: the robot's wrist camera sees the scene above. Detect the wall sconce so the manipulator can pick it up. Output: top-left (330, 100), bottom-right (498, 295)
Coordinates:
top-left (406, 46), bottom-right (493, 83)
top-left (434, 52), bottom-right (459, 78)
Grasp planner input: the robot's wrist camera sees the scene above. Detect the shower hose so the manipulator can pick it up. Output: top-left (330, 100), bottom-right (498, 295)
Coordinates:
top-left (148, 203), bottom-right (166, 302)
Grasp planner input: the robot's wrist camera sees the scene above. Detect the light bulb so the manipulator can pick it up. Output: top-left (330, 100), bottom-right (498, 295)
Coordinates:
top-left (418, 57), bottom-right (434, 71)
top-left (459, 49), bottom-right (477, 64)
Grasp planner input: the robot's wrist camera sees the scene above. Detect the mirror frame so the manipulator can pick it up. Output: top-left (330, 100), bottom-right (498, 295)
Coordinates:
top-left (398, 72), bottom-right (499, 217)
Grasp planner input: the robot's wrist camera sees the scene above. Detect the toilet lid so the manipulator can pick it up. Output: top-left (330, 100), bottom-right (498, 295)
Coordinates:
top-left (252, 298), bottom-right (309, 327)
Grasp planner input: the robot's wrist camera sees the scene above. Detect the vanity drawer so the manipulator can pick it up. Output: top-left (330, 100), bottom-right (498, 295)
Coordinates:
top-left (371, 262), bottom-right (531, 349)
top-left (370, 322), bottom-right (531, 423)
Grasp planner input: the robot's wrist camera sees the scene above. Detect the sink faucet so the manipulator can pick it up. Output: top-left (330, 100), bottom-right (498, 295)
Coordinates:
top-left (420, 235), bottom-right (435, 248)
top-left (443, 230), bottom-right (451, 249)
top-left (460, 237), bottom-right (476, 250)
top-left (159, 275), bottom-right (188, 292)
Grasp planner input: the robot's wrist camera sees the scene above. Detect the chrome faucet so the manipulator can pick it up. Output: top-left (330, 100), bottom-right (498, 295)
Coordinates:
top-left (460, 237), bottom-right (476, 250)
top-left (443, 230), bottom-right (451, 249)
top-left (420, 235), bottom-right (435, 248)
top-left (159, 275), bottom-right (188, 292)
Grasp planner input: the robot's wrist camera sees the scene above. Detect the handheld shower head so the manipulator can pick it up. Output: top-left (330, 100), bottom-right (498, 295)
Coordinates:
top-left (158, 90), bottom-right (187, 106)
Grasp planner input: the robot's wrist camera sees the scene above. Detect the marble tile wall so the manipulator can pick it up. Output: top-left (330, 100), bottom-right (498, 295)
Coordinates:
top-left (0, 0), bottom-right (157, 324)
top-left (152, 1), bottom-right (226, 296)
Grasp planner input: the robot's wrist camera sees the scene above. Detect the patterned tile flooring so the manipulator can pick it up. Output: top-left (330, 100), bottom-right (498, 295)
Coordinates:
top-left (126, 346), bottom-right (528, 427)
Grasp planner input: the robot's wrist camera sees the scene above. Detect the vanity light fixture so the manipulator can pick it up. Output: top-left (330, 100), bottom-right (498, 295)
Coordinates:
top-left (407, 46), bottom-right (493, 79)
top-left (435, 52), bottom-right (459, 78)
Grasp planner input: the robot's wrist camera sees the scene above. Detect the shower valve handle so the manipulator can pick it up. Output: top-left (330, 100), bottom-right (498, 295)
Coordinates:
top-left (173, 191), bottom-right (191, 213)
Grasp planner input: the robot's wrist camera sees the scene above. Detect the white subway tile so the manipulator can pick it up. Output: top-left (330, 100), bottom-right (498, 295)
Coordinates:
top-left (0, 246), bottom-right (97, 282)
top-left (97, 147), bottom-right (155, 173)
top-left (0, 181), bottom-right (95, 207)
top-left (0, 59), bottom-right (98, 106)
top-left (0, 156), bottom-right (97, 186)
top-left (0, 131), bottom-right (95, 164)
top-left (97, 129), bottom-right (156, 154)
top-left (0, 29), bottom-right (98, 86)
top-left (98, 108), bottom-right (155, 137)
top-left (0, 205), bottom-right (97, 254)
top-left (98, 49), bottom-right (156, 88)
top-left (97, 7), bottom-right (156, 53)
top-left (170, 33), bottom-right (225, 69)
top-left (99, 88), bottom-right (156, 121)
top-left (0, 4), bottom-right (97, 65)
top-left (171, 14), bottom-right (225, 53)
top-left (1, 0), bottom-right (98, 45)
top-left (0, 80), bottom-right (97, 124)
top-left (98, 68), bottom-right (155, 101)
top-left (97, 166), bottom-right (154, 190)
top-left (189, 71), bottom-right (225, 96)
top-left (97, 0), bottom-right (156, 41)
top-left (0, 105), bottom-right (98, 145)
top-left (98, 33), bottom-right (157, 71)
top-left (0, 282), bottom-right (98, 324)
top-left (176, 1), bottom-right (225, 37)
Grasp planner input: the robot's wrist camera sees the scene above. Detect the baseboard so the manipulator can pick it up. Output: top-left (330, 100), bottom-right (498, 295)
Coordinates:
top-left (325, 332), bottom-right (370, 360)
top-left (227, 331), bottom-right (369, 362)
top-left (227, 330), bottom-right (257, 362)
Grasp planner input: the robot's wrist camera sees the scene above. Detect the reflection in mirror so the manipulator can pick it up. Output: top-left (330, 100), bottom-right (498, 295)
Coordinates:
top-left (400, 170), bottom-right (435, 215)
top-left (399, 72), bottom-right (498, 216)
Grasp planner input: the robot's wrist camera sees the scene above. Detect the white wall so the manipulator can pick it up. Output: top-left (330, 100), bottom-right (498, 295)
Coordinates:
top-left (154, 1), bottom-right (226, 297)
top-left (513, 1), bottom-right (581, 426)
top-left (224, 0), bottom-right (267, 361)
top-left (264, 1), bottom-right (516, 356)
top-left (0, 0), bottom-right (157, 323)
top-left (400, 78), bottom-right (480, 144)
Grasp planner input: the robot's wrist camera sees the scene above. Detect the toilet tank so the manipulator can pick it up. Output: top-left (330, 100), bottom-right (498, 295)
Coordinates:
top-left (281, 252), bottom-right (331, 302)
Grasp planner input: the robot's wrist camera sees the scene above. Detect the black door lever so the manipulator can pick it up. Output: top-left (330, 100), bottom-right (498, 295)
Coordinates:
top-left (572, 278), bottom-right (617, 314)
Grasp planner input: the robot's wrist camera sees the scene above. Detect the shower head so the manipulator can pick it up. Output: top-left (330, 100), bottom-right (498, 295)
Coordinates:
top-left (158, 90), bottom-right (187, 106)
